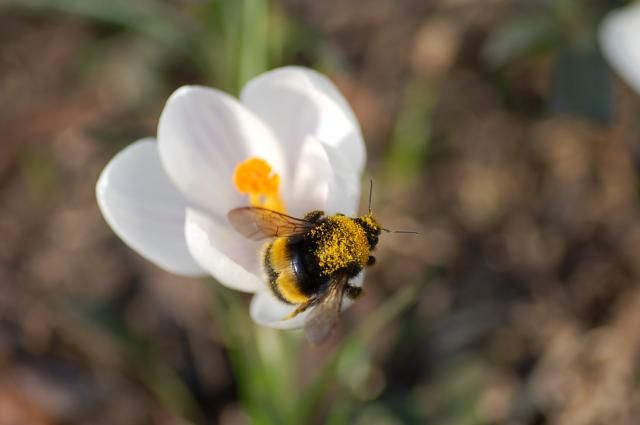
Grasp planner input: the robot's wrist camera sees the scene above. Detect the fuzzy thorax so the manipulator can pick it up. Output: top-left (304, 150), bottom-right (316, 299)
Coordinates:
top-left (311, 215), bottom-right (370, 275)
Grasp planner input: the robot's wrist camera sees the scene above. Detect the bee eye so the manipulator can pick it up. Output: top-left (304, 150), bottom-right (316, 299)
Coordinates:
top-left (371, 235), bottom-right (379, 246)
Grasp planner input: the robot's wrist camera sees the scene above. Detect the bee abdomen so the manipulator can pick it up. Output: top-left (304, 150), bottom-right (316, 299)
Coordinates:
top-left (263, 238), bottom-right (311, 305)
top-left (262, 241), bottom-right (281, 299)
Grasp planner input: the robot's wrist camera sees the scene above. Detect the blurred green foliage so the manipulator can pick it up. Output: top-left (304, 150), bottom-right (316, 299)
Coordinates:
top-left (484, 0), bottom-right (613, 122)
top-left (7, 0), bottom-right (198, 51)
top-left (213, 274), bottom-right (430, 425)
top-left (385, 78), bottom-right (435, 183)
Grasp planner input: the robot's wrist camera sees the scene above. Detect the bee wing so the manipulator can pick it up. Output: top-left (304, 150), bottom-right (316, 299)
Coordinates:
top-left (304, 274), bottom-right (349, 345)
top-left (227, 207), bottom-right (314, 241)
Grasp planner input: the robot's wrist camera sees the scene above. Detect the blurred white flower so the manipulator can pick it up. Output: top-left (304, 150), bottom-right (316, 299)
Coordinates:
top-left (96, 67), bottom-right (366, 329)
top-left (599, 2), bottom-right (640, 94)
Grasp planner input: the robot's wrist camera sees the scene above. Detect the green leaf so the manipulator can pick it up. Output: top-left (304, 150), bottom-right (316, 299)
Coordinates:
top-left (550, 44), bottom-right (612, 123)
top-left (6, 0), bottom-right (198, 52)
top-left (483, 14), bottom-right (559, 67)
top-left (385, 77), bottom-right (435, 181)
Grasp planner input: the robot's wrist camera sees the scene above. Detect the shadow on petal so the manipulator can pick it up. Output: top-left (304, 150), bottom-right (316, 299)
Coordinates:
top-left (185, 208), bottom-right (265, 293)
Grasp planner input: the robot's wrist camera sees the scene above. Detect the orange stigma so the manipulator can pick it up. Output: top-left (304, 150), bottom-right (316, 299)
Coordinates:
top-left (233, 157), bottom-right (286, 213)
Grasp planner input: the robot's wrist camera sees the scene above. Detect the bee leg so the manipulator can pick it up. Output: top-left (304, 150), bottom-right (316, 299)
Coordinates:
top-left (344, 285), bottom-right (363, 300)
top-left (367, 256), bottom-right (376, 266)
top-left (284, 300), bottom-right (315, 320)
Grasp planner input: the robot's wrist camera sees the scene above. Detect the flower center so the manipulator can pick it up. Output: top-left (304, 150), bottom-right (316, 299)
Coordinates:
top-left (233, 157), bottom-right (286, 213)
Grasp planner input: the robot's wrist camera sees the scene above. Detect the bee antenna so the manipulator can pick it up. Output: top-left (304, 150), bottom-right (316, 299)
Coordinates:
top-left (368, 179), bottom-right (374, 214)
top-left (382, 227), bottom-right (419, 235)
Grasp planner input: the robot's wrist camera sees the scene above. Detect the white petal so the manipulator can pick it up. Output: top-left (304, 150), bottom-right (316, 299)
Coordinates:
top-left (250, 271), bottom-right (366, 330)
top-left (158, 86), bottom-right (286, 216)
top-left (281, 136), bottom-right (332, 218)
top-left (184, 208), bottom-right (265, 293)
top-left (600, 3), bottom-right (640, 95)
top-left (96, 139), bottom-right (205, 276)
top-left (324, 143), bottom-right (362, 216)
top-left (280, 136), bottom-right (362, 218)
top-left (250, 290), bottom-right (309, 329)
top-left (241, 67), bottom-right (366, 176)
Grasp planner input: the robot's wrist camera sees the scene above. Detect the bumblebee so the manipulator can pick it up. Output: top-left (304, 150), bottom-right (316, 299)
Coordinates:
top-left (227, 206), bottom-right (382, 344)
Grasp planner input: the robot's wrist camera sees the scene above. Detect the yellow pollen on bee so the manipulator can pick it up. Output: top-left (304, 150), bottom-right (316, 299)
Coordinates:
top-left (233, 157), bottom-right (285, 213)
top-left (311, 216), bottom-right (370, 275)
top-left (360, 214), bottom-right (380, 233)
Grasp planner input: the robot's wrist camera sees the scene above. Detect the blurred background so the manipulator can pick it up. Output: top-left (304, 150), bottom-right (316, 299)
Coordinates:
top-left (2, 0), bottom-right (640, 424)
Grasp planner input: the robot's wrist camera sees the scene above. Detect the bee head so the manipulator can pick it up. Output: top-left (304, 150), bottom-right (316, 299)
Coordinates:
top-left (356, 181), bottom-right (417, 249)
top-left (355, 214), bottom-right (382, 249)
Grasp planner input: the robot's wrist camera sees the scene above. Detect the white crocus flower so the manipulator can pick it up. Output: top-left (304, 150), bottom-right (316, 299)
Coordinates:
top-left (599, 2), bottom-right (640, 95)
top-left (96, 67), bottom-right (366, 329)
